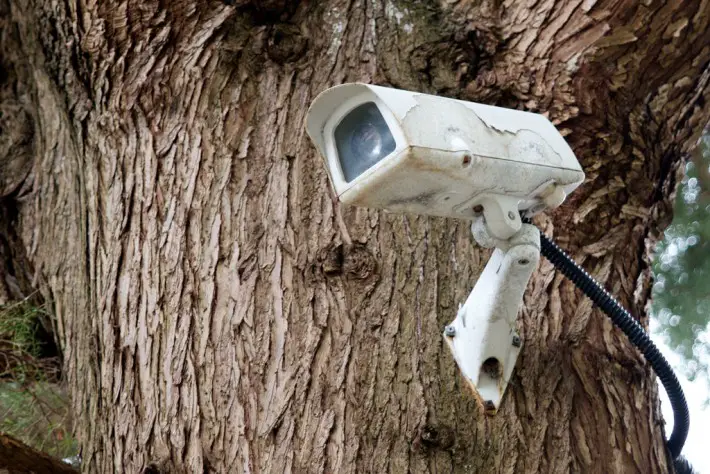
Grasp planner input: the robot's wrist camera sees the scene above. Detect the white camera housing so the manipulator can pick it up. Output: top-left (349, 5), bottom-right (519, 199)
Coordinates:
top-left (306, 83), bottom-right (584, 239)
top-left (306, 84), bottom-right (586, 414)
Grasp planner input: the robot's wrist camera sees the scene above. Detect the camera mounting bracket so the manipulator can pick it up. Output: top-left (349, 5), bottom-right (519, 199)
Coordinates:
top-left (468, 194), bottom-right (523, 241)
top-left (443, 221), bottom-right (540, 414)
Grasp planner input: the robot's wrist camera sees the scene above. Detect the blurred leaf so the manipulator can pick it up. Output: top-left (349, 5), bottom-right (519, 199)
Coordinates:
top-left (652, 133), bottom-right (710, 381)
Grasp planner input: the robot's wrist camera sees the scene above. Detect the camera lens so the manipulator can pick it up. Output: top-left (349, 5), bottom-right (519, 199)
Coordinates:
top-left (335, 102), bottom-right (396, 182)
top-left (351, 122), bottom-right (383, 161)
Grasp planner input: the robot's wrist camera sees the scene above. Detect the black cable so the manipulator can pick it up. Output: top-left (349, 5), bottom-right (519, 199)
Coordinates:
top-left (533, 227), bottom-right (689, 460)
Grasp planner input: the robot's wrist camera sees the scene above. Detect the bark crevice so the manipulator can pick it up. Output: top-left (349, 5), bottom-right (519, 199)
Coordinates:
top-left (1, 0), bottom-right (709, 473)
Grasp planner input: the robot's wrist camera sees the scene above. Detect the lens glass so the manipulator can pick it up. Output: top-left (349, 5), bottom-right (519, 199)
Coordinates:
top-left (335, 102), bottom-right (396, 182)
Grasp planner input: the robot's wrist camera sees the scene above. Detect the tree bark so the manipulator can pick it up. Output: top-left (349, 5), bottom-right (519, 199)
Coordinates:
top-left (1, 0), bottom-right (709, 473)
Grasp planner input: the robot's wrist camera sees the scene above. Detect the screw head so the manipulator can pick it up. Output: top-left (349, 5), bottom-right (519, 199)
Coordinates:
top-left (508, 211), bottom-right (516, 220)
top-left (444, 325), bottom-right (456, 337)
top-left (517, 258), bottom-right (530, 266)
top-left (512, 335), bottom-right (521, 347)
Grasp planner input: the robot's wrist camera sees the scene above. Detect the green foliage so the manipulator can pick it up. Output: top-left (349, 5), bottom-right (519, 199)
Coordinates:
top-left (0, 381), bottom-right (77, 459)
top-left (0, 298), bottom-right (55, 381)
top-left (652, 134), bottom-right (710, 381)
top-left (0, 298), bottom-right (45, 356)
top-left (0, 298), bottom-right (78, 460)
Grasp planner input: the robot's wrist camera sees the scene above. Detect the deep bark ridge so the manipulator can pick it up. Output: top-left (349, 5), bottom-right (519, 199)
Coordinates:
top-left (0, 0), bottom-right (709, 473)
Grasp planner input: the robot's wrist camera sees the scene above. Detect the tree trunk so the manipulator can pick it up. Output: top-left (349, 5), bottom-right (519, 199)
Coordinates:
top-left (0, 432), bottom-right (78, 474)
top-left (1, 0), bottom-right (709, 473)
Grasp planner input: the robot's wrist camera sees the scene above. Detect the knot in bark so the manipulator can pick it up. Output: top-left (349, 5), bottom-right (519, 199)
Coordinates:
top-left (319, 242), bottom-right (377, 280)
top-left (415, 423), bottom-right (454, 451)
top-left (266, 24), bottom-right (307, 64)
top-left (224, 1), bottom-right (300, 23)
top-left (320, 243), bottom-right (344, 276)
top-left (342, 243), bottom-right (377, 280)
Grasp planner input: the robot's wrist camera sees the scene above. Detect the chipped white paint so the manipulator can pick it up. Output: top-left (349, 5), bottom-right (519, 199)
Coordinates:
top-left (305, 83), bottom-right (585, 225)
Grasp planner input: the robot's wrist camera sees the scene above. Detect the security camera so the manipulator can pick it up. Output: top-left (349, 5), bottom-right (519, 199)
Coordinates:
top-left (306, 83), bottom-right (584, 239)
top-left (305, 83), bottom-right (586, 414)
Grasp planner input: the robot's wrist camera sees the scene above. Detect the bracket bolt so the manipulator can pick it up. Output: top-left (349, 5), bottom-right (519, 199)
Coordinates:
top-left (517, 258), bottom-right (530, 266)
top-left (444, 325), bottom-right (456, 337)
top-left (512, 335), bottom-right (521, 347)
top-left (508, 211), bottom-right (516, 220)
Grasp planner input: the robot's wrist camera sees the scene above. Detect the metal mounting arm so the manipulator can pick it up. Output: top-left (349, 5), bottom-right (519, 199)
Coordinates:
top-left (443, 222), bottom-right (540, 414)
